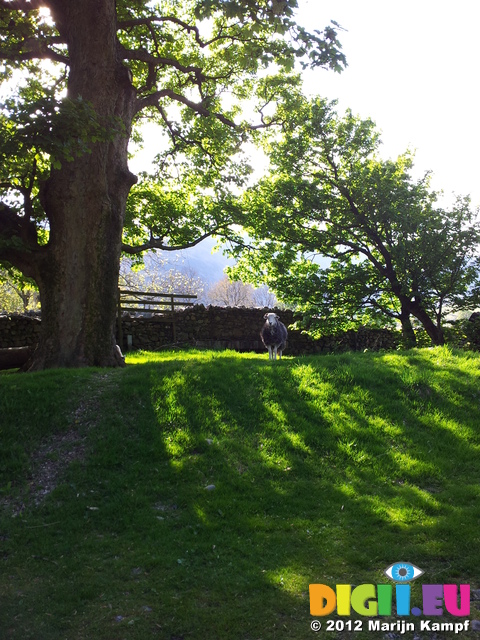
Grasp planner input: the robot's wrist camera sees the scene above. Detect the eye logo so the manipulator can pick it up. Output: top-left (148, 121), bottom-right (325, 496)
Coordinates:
top-left (384, 562), bottom-right (424, 583)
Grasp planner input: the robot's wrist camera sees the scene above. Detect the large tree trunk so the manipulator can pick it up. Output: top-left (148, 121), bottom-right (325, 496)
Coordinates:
top-left (409, 300), bottom-right (445, 346)
top-left (399, 307), bottom-right (417, 349)
top-left (25, 0), bottom-right (137, 370)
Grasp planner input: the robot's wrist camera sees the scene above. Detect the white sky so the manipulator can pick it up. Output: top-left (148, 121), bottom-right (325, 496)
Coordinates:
top-left (131, 1), bottom-right (480, 209)
top-left (295, 0), bottom-right (480, 208)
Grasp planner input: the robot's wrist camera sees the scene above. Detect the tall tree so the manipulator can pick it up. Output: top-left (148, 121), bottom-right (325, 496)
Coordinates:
top-left (230, 98), bottom-right (480, 346)
top-left (0, 1), bottom-right (345, 369)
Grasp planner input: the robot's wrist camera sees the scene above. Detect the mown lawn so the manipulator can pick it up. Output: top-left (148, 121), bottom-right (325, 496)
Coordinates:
top-left (1, 347), bottom-right (480, 639)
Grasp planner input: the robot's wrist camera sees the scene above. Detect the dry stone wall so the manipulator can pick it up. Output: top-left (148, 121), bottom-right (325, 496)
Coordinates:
top-left (0, 313), bottom-right (41, 348)
top-left (1, 306), bottom-right (400, 355)
top-left (120, 305), bottom-right (399, 354)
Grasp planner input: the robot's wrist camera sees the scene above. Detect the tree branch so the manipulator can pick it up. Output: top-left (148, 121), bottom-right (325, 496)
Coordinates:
top-left (135, 89), bottom-right (237, 128)
top-left (153, 103), bottom-right (219, 165)
top-left (117, 15), bottom-right (246, 49)
top-left (122, 230), bottom-right (221, 254)
top-left (0, 201), bottom-right (43, 276)
top-left (120, 45), bottom-right (206, 84)
top-left (0, 44), bottom-right (68, 65)
top-left (118, 16), bottom-right (205, 47)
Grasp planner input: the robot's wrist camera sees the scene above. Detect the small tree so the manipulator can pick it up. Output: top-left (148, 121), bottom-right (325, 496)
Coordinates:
top-left (0, 267), bottom-right (40, 313)
top-left (120, 252), bottom-right (207, 302)
top-left (207, 275), bottom-right (255, 307)
top-left (231, 98), bottom-right (480, 345)
top-left (252, 284), bottom-right (278, 308)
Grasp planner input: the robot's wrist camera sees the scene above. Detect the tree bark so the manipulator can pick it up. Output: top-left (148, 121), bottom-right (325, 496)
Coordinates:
top-left (387, 267), bottom-right (444, 348)
top-left (25, 0), bottom-right (137, 370)
top-left (409, 302), bottom-right (445, 346)
top-left (399, 307), bottom-right (417, 348)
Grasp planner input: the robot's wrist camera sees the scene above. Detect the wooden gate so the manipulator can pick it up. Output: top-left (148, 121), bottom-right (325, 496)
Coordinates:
top-left (117, 289), bottom-right (197, 348)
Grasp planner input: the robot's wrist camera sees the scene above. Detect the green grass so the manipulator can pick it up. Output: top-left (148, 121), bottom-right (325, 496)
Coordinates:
top-left (1, 347), bottom-right (480, 639)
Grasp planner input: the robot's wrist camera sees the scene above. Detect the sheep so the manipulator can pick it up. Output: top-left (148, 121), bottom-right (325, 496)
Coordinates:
top-left (260, 312), bottom-right (287, 360)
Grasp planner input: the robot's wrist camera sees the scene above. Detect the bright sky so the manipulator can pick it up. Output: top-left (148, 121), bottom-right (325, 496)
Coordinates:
top-left (295, 0), bottom-right (480, 208)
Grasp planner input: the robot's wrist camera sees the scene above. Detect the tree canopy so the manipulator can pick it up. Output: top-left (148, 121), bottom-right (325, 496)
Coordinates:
top-left (0, 0), bottom-right (346, 256)
top-left (0, 0), bottom-right (345, 368)
top-left (229, 98), bottom-right (480, 345)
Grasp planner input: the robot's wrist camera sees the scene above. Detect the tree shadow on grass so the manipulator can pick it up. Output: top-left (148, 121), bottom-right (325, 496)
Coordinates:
top-left (138, 350), bottom-right (480, 637)
top-left (1, 349), bottom-right (479, 640)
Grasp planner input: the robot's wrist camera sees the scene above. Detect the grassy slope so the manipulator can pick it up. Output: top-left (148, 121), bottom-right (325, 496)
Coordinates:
top-left (1, 347), bottom-right (480, 639)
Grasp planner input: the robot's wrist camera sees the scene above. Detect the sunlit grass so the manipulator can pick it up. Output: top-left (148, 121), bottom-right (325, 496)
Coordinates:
top-left (0, 347), bottom-right (479, 639)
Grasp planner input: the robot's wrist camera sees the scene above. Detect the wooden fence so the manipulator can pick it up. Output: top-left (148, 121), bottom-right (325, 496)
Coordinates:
top-left (117, 289), bottom-right (197, 347)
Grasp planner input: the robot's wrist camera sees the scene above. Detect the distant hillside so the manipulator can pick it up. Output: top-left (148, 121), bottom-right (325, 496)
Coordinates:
top-left (120, 237), bottom-right (235, 301)
top-left (134, 237), bottom-right (234, 286)
top-left (162, 237), bottom-right (235, 284)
